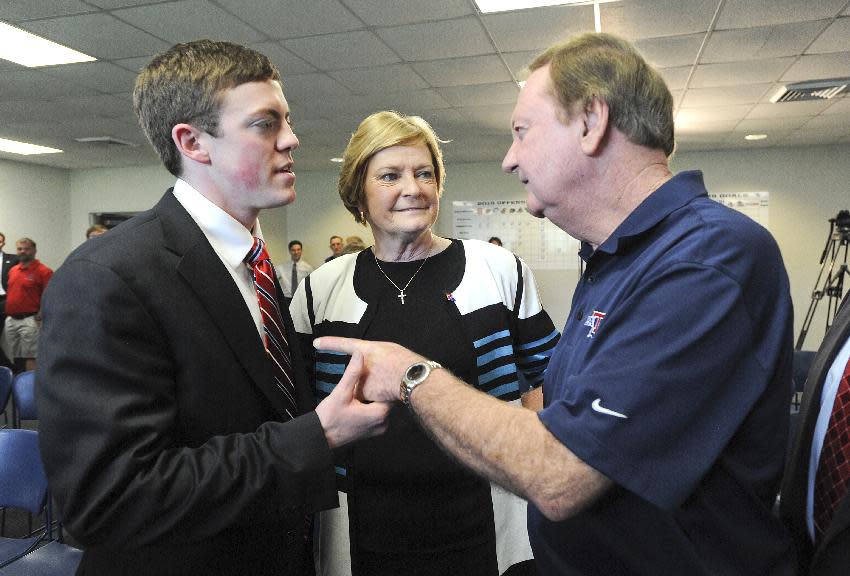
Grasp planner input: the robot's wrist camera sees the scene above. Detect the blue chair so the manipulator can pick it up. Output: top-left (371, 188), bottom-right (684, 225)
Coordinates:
top-left (12, 371), bottom-right (37, 429)
top-left (0, 368), bottom-right (11, 428)
top-left (0, 430), bottom-right (81, 574)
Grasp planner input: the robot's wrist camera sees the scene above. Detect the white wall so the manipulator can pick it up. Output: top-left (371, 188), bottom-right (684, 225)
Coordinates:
top-left (0, 159), bottom-right (70, 270)
top-left (4, 141), bottom-right (849, 350)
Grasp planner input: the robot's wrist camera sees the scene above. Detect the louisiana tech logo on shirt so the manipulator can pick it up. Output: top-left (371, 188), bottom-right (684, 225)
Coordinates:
top-left (583, 310), bottom-right (606, 338)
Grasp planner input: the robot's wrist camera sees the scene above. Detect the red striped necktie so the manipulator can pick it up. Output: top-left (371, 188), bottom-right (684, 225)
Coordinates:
top-left (244, 237), bottom-right (298, 420)
top-left (813, 357), bottom-right (850, 541)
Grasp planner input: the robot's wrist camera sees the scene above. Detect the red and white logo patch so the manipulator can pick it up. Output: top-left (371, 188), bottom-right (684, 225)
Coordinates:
top-left (584, 310), bottom-right (606, 338)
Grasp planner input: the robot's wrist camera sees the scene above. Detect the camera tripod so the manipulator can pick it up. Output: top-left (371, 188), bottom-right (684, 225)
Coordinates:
top-left (796, 210), bottom-right (850, 350)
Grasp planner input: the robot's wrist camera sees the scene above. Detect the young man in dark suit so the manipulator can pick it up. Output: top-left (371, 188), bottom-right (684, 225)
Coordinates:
top-left (782, 292), bottom-right (850, 575)
top-left (37, 40), bottom-right (389, 576)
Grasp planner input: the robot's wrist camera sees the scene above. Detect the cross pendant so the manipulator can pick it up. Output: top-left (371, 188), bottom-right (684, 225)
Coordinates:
top-left (398, 290), bottom-right (406, 304)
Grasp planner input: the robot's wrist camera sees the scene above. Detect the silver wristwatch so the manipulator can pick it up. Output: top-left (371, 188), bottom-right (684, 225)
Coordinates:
top-left (400, 360), bottom-right (442, 405)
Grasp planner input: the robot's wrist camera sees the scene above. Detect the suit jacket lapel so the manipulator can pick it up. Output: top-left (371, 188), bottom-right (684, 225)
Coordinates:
top-left (154, 190), bottom-right (294, 419)
top-left (792, 300), bottom-right (850, 560)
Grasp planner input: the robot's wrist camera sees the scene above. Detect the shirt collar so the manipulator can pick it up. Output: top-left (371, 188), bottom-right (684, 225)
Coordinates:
top-left (172, 178), bottom-right (261, 268)
top-left (581, 171), bottom-right (707, 259)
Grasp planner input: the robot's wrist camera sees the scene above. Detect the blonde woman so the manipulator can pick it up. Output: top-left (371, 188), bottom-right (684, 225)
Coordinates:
top-left (291, 111), bottom-right (559, 576)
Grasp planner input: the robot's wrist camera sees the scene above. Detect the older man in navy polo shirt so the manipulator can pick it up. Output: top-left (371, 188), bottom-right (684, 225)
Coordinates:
top-left (318, 33), bottom-right (795, 575)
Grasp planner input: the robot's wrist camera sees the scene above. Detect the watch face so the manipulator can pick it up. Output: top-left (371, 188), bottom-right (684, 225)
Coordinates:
top-left (406, 363), bottom-right (427, 382)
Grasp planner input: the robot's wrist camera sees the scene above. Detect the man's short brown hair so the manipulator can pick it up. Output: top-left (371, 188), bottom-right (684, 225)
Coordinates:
top-left (530, 33), bottom-right (675, 156)
top-left (133, 40), bottom-right (281, 176)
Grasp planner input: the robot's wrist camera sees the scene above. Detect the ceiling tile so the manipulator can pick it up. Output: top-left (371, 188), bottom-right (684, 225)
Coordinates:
top-left (112, 0), bottom-right (266, 45)
top-left (436, 82), bottom-right (519, 107)
top-left (780, 127), bottom-right (842, 147)
top-left (747, 100), bottom-right (831, 119)
top-left (19, 13), bottom-right (171, 59)
top-left (0, 0), bottom-right (93, 21)
top-left (798, 112), bottom-right (850, 133)
top-left (689, 58), bottom-right (796, 87)
top-left (481, 5), bottom-right (593, 52)
top-left (41, 61), bottom-right (138, 94)
top-left (733, 115), bottom-right (811, 132)
top-left (717, 0), bottom-right (847, 29)
top-left (369, 89), bottom-right (453, 114)
top-left (783, 126), bottom-right (847, 146)
top-left (453, 104), bottom-right (516, 134)
top-left (343, 0), bottom-right (472, 26)
top-left (781, 52), bottom-right (850, 81)
top-left (377, 17), bottom-right (493, 61)
top-left (501, 51), bottom-right (539, 80)
top-left (328, 64), bottom-right (429, 94)
top-left (675, 105), bottom-right (752, 133)
top-left (420, 108), bottom-right (465, 136)
top-left (671, 89), bottom-right (684, 109)
top-left (3, 117), bottom-right (143, 147)
top-left (214, 0), bottom-right (362, 39)
top-left (280, 72), bottom-right (354, 108)
top-left (0, 69), bottom-right (98, 100)
top-left (635, 34), bottom-right (705, 68)
top-left (441, 133), bottom-right (512, 164)
top-left (680, 84), bottom-right (772, 107)
top-left (111, 56), bottom-right (152, 74)
top-left (283, 30), bottom-right (399, 70)
top-left (0, 99), bottom-right (84, 124)
top-left (602, 0), bottom-right (716, 39)
top-left (806, 17), bottom-right (850, 54)
top-left (658, 66), bottom-right (694, 90)
top-left (248, 42), bottom-right (317, 76)
top-left (821, 98), bottom-right (850, 115)
top-left (61, 94), bottom-right (136, 119)
top-left (412, 55), bottom-right (512, 87)
top-left (701, 21), bottom-right (828, 63)
top-left (84, 0), bottom-right (169, 9)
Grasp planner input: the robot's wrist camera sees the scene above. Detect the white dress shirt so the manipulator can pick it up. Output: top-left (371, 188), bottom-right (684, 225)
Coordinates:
top-left (278, 258), bottom-right (313, 298)
top-left (172, 178), bottom-right (265, 342)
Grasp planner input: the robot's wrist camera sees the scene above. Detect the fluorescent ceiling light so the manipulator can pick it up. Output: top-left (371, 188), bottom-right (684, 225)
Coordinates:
top-left (744, 134), bottom-right (768, 141)
top-left (330, 157), bottom-right (344, 163)
top-left (476, 0), bottom-right (603, 13)
top-left (0, 21), bottom-right (95, 67)
top-left (0, 137), bottom-right (63, 155)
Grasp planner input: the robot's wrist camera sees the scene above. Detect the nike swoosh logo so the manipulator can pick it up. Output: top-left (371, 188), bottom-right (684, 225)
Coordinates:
top-left (591, 398), bottom-right (628, 419)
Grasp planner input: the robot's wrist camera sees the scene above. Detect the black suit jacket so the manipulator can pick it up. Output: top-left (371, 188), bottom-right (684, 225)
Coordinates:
top-left (781, 294), bottom-right (850, 576)
top-left (1, 250), bottom-right (18, 291)
top-left (1, 250), bottom-right (19, 315)
top-left (37, 191), bottom-right (337, 576)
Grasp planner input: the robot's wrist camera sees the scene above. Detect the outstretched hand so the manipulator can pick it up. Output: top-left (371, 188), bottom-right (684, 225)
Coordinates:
top-left (314, 351), bottom-right (392, 449)
top-left (314, 337), bottom-right (424, 404)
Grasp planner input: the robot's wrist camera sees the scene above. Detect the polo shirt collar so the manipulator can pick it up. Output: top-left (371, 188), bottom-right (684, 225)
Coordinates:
top-left (581, 170), bottom-right (707, 259)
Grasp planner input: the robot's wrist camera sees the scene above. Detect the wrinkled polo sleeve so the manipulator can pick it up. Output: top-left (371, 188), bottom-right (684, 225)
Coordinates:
top-left (539, 262), bottom-right (780, 511)
top-left (37, 258), bottom-right (336, 549)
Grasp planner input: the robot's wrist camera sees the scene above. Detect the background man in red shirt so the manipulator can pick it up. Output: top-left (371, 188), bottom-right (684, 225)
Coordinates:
top-left (2, 237), bottom-right (52, 373)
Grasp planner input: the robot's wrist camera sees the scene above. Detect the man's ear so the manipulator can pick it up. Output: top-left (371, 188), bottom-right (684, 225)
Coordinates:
top-left (172, 123), bottom-right (210, 165)
top-left (580, 97), bottom-right (609, 156)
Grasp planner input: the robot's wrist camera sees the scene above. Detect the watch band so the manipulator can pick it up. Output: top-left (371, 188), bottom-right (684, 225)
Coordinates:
top-left (400, 360), bottom-right (442, 405)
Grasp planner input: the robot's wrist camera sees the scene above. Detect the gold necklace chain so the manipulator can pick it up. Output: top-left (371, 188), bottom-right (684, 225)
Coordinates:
top-left (372, 246), bottom-right (431, 305)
